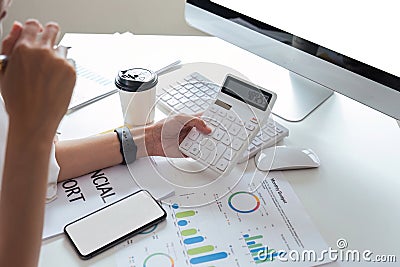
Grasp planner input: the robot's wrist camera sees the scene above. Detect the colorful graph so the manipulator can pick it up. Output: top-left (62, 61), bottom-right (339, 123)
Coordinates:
top-left (228, 191), bottom-right (261, 213)
top-left (243, 234), bottom-right (284, 264)
top-left (143, 252), bottom-right (174, 267)
top-left (172, 204), bottom-right (229, 265)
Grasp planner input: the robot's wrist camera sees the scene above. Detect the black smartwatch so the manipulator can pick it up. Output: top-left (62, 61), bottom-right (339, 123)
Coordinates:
top-left (114, 127), bottom-right (137, 164)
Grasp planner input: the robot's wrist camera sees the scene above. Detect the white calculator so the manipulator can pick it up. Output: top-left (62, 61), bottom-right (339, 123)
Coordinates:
top-left (179, 74), bottom-right (277, 174)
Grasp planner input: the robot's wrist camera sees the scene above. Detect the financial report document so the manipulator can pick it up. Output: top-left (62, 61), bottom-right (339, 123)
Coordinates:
top-left (114, 163), bottom-right (331, 267)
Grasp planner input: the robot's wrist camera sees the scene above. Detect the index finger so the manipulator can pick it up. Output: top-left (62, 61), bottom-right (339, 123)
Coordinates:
top-left (185, 117), bottom-right (212, 134)
top-left (40, 22), bottom-right (60, 48)
top-left (16, 19), bottom-right (43, 45)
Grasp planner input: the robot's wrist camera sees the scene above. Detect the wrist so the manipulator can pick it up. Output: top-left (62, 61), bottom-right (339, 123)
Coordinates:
top-left (8, 120), bottom-right (55, 148)
top-left (129, 126), bottom-right (152, 158)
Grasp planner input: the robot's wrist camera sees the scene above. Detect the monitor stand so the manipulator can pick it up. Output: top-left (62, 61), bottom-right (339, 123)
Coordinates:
top-left (271, 70), bottom-right (333, 122)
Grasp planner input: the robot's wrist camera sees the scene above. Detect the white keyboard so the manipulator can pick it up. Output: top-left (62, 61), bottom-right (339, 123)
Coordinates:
top-left (158, 72), bottom-right (289, 163)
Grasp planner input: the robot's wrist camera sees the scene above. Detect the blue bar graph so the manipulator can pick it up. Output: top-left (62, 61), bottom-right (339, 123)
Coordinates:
top-left (247, 241), bottom-right (256, 246)
top-left (250, 247), bottom-right (267, 254)
top-left (178, 220), bottom-right (188, 226)
top-left (243, 234), bottom-right (249, 238)
top-left (184, 236), bottom-right (205, 245)
top-left (190, 252), bottom-right (228, 264)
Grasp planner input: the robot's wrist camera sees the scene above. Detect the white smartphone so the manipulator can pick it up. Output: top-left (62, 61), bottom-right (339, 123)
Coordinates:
top-left (64, 190), bottom-right (166, 259)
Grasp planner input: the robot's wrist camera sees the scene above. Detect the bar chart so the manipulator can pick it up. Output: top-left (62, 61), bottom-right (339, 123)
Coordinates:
top-left (243, 233), bottom-right (284, 264)
top-left (172, 204), bottom-right (229, 265)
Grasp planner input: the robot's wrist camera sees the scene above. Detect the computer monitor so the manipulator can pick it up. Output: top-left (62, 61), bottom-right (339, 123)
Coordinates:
top-left (185, 1), bottom-right (400, 122)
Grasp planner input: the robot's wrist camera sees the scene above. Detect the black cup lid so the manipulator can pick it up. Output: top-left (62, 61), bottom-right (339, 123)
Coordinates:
top-left (115, 68), bottom-right (158, 92)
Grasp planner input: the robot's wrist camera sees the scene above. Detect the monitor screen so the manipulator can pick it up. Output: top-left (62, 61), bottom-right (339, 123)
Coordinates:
top-left (186, 0), bottom-right (400, 121)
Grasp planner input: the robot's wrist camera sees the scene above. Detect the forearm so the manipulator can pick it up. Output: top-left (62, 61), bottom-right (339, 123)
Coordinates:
top-left (55, 129), bottom-right (152, 182)
top-left (0, 127), bottom-right (53, 267)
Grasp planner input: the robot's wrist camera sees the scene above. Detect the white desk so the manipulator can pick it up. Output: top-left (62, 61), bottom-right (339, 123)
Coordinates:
top-left (40, 34), bottom-right (400, 266)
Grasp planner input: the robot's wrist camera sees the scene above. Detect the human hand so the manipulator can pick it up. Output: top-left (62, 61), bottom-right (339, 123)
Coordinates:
top-left (145, 113), bottom-right (212, 158)
top-left (0, 20), bottom-right (76, 141)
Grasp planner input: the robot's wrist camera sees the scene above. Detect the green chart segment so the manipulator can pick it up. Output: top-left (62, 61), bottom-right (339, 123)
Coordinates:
top-left (243, 234), bottom-right (285, 264)
top-left (172, 204), bottom-right (229, 265)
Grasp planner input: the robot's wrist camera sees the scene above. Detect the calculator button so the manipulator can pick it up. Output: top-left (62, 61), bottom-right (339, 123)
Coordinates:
top-left (252, 137), bottom-right (263, 147)
top-left (222, 119), bottom-right (232, 130)
top-left (229, 124), bottom-right (241, 136)
top-left (199, 148), bottom-right (212, 162)
top-left (191, 105), bottom-right (201, 112)
top-left (237, 129), bottom-right (248, 140)
top-left (223, 150), bottom-right (236, 161)
top-left (204, 139), bottom-right (216, 150)
top-left (245, 122), bottom-right (256, 131)
top-left (218, 109), bottom-right (227, 117)
top-left (212, 128), bottom-right (225, 141)
top-left (212, 143), bottom-right (227, 165)
top-left (188, 144), bottom-right (200, 156)
top-left (227, 113), bottom-right (236, 121)
top-left (221, 134), bottom-right (231, 146)
top-left (231, 138), bottom-right (243, 151)
top-left (188, 130), bottom-right (200, 141)
top-left (216, 158), bottom-right (229, 171)
top-left (210, 105), bottom-right (218, 113)
top-left (181, 140), bottom-right (192, 151)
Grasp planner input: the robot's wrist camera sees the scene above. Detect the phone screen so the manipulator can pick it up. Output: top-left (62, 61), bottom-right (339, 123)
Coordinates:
top-left (64, 190), bottom-right (166, 259)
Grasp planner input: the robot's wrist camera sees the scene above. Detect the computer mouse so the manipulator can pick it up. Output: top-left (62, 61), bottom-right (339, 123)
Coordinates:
top-left (255, 146), bottom-right (320, 171)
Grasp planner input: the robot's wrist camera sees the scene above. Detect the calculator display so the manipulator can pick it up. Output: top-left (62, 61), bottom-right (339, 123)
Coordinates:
top-left (221, 76), bottom-right (272, 111)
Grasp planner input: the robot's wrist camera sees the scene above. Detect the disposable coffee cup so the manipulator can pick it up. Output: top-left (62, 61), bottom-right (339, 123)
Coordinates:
top-left (115, 68), bottom-right (158, 127)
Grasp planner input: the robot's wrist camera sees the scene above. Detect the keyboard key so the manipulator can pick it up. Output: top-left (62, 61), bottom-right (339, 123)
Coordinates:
top-left (183, 83), bottom-right (194, 90)
top-left (161, 94), bottom-right (171, 101)
top-left (168, 89), bottom-right (178, 96)
top-left (184, 91), bottom-right (193, 98)
top-left (167, 98), bottom-right (179, 107)
top-left (191, 105), bottom-right (202, 112)
top-left (179, 97), bottom-right (189, 104)
top-left (252, 137), bottom-right (263, 147)
top-left (185, 101), bottom-right (195, 108)
top-left (174, 103), bottom-right (185, 111)
top-left (245, 122), bottom-right (256, 131)
top-left (174, 93), bottom-right (184, 100)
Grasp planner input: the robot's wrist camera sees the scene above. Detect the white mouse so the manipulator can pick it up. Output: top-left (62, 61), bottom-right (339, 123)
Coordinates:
top-left (255, 146), bottom-right (320, 171)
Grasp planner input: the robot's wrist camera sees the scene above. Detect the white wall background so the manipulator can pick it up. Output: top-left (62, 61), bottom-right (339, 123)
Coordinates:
top-left (3, 0), bottom-right (204, 37)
